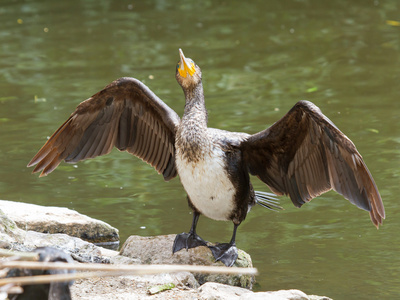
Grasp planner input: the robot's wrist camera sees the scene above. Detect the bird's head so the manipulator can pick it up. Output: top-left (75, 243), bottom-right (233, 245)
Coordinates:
top-left (175, 49), bottom-right (202, 91)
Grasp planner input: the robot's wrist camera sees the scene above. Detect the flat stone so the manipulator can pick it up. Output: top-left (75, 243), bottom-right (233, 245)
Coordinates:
top-left (0, 207), bottom-right (118, 263)
top-left (119, 234), bottom-right (255, 289)
top-left (0, 200), bottom-right (119, 244)
top-left (199, 283), bottom-right (311, 300)
top-left (21, 230), bottom-right (118, 263)
top-left (198, 282), bottom-right (252, 299)
top-left (240, 289), bottom-right (309, 300)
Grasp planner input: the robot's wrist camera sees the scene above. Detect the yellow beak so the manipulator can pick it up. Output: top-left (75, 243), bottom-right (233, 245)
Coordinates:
top-left (178, 49), bottom-right (196, 78)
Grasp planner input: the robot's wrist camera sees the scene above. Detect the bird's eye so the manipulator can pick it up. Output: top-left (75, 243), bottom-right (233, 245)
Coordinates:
top-left (176, 62), bottom-right (180, 70)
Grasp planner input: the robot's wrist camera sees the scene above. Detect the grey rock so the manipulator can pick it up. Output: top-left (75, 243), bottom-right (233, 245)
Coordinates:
top-left (119, 234), bottom-right (255, 288)
top-left (0, 208), bottom-right (25, 247)
top-left (0, 207), bottom-right (119, 263)
top-left (199, 283), bottom-right (310, 300)
top-left (133, 272), bottom-right (199, 289)
top-left (21, 230), bottom-right (117, 263)
top-left (309, 296), bottom-right (332, 300)
top-left (0, 200), bottom-right (119, 244)
top-left (240, 289), bottom-right (309, 300)
top-left (110, 254), bottom-right (142, 265)
top-left (198, 282), bottom-right (252, 299)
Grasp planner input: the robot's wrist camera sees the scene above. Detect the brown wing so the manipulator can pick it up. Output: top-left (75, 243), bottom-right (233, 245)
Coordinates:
top-left (28, 77), bottom-right (180, 181)
top-left (241, 100), bottom-right (385, 227)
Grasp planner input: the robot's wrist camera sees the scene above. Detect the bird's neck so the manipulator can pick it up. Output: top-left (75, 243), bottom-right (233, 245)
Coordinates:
top-left (182, 82), bottom-right (208, 128)
top-left (176, 83), bottom-right (210, 162)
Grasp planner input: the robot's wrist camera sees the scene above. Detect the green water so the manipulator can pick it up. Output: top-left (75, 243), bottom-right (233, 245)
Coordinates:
top-left (1, 1), bottom-right (399, 298)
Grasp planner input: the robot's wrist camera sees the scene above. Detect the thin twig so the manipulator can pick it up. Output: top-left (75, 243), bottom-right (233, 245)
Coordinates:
top-left (1, 261), bottom-right (257, 275)
top-left (0, 261), bottom-right (257, 287)
top-left (0, 249), bottom-right (39, 261)
top-left (0, 271), bottom-right (124, 286)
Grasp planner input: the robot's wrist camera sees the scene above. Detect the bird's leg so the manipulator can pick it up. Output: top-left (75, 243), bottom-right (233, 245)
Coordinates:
top-left (209, 223), bottom-right (239, 267)
top-left (172, 211), bottom-right (208, 253)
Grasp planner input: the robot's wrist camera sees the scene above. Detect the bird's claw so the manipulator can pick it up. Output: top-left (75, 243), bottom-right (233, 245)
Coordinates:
top-left (209, 243), bottom-right (238, 267)
top-left (172, 232), bottom-right (208, 253)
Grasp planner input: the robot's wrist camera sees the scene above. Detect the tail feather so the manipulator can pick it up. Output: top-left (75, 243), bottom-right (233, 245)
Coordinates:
top-left (255, 191), bottom-right (283, 211)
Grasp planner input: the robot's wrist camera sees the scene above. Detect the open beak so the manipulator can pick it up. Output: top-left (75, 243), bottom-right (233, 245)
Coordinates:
top-left (178, 48), bottom-right (196, 78)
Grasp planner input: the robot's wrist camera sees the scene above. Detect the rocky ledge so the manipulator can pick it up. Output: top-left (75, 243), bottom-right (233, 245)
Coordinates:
top-left (0, 200), bottom-right (119, 245)
top-left (0, 200), bottom-right (331, 300)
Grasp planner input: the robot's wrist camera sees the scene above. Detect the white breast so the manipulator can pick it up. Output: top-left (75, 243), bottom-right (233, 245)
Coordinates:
top-left (176, 147), bottom-right (236, 221)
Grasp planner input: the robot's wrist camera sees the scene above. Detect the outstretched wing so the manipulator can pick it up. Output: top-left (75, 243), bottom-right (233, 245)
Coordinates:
top-left (28, 77), bottom-right (180, 181)
top-left (241, 100), bottom-right (385, 227)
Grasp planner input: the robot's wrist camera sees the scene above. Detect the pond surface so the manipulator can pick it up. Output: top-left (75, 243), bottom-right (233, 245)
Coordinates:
top-left (1, 1), bottom-right (400, 298)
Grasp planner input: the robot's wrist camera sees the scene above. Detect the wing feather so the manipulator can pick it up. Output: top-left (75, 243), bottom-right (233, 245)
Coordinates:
top-left (28, 77), bottom-right (180, 181)
top-left (241, 100), bottom-right (385, 227)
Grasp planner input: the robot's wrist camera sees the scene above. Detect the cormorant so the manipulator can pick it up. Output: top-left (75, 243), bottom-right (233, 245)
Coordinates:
top-left (28, 49), bottom-right (385, 267)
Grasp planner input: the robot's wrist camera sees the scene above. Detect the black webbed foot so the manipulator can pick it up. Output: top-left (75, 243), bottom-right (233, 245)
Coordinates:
top-left (172, 232), bottom-right (208, 253)
top-left (209, 243), bottom-right (238, 267)
top-left (173, 211), bottom-right (208, 253)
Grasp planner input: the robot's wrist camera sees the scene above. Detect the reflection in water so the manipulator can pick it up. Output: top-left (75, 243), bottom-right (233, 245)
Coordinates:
top-left (1, 1), bottom-right (399, 299)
